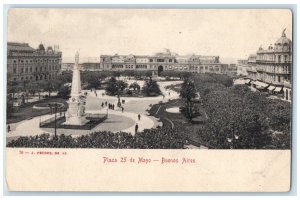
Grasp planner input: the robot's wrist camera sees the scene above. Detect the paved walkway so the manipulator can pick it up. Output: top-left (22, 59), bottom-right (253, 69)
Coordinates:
top-left (6, 81), bottom-right (182, 138)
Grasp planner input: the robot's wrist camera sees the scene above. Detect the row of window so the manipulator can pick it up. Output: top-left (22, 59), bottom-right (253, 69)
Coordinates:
top-left (108, 64), bottom-right (227, 71)
top-left (125, 65), bottom-right (134, 69)
top-left (12, 58), bottom-right (60, 64)
top-left (257, 54), bottom-right (290, 62)
top-left (12, 73), bottom-right (57, 81)
top-left (136, 65), bottom-right (148, 69)
top-left (13, 65), bottom-right (60, 74)
top-left (256, 65), bottom-right (290, 74)
top-left (111, 64), bottom-right (124, 68)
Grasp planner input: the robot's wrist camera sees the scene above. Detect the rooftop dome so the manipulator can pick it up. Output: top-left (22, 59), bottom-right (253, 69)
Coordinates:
top-left (47, 46), bottom-right (53, 54)
top-left (275, 29), bottom-right (292, 52)
top-left (38, 43), bottom-right (45, 51)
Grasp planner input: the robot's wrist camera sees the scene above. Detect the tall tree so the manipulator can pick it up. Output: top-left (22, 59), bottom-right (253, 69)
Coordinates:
top-left (105, 77), bottom-right (119, 95)
top-left (142, 78), bottom-right (161, 96)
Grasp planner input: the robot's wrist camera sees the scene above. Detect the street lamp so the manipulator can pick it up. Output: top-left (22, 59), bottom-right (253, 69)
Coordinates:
top-left (117, 84), bottom-right (121, 107)
top-left (48, 103), bottom-right (59, 138)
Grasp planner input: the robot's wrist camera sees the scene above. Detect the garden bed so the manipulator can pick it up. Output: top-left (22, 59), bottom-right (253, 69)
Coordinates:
top-left (40, 115), bottom-right (107, 130)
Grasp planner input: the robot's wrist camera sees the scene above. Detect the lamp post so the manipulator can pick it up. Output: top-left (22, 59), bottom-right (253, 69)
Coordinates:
top-left (48, 103), bottom-right (58, 138)
top-left (117, 84), bottom-right (121, 107)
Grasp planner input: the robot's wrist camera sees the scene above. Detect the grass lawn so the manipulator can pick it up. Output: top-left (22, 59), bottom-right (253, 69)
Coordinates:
top-left (7, 97), bottom-right (68, 124)
top-left (148, 99), bottom-right (207, 146)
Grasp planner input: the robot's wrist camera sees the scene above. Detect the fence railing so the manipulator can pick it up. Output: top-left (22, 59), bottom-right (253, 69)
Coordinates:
top-left (40, 115), bottom-right (65, 127)
top-left (39, 113), bottom-right (108, 130)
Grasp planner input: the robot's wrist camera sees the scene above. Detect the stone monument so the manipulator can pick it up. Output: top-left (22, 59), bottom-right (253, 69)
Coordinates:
top-left (64, 52), bottom-right (89, 125)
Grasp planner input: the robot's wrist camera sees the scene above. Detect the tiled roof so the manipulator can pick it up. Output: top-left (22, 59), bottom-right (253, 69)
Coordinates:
top-left (7, 42), bottom-right (35, 52)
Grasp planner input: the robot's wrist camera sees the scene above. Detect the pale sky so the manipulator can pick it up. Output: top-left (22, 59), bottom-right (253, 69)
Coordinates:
top-left (7, 9), bottom-right (292, 62)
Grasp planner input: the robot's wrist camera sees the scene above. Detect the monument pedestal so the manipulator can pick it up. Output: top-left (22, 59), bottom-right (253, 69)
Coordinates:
top-left (64, 97), bottom-right (89, 126)
top-left (64, 115), bottom-right (89, 126)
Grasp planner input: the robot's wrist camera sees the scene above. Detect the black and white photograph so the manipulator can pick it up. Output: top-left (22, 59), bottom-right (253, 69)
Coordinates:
top-left (6, 9), bottom-right (292, 150)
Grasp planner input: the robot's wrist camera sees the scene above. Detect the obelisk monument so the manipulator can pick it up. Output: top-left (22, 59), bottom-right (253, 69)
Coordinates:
top-left (64, 52), bottom-right (88, 125)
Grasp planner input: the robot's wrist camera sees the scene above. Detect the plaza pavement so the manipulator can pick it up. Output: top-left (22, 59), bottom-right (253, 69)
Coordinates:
top-left (7, 81), bottom-right (182, 138)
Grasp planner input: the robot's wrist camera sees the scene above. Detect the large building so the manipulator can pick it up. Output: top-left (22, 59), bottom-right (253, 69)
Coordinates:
top-left (245, 29), bottom-right (292, 101)
top-left (7, 42), bottom-right (62, 83)
top-left (100, 51), bottom-right (236, 76)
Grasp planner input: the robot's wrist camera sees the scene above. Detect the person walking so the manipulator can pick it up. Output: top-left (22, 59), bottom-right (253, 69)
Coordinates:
top-left (135, 123), bottom-right (139, 134)
top-left (122, 107), bottom-right (124, 112)
top-left (7, 124), bottom-right (11, 132)
top-left (138, 114), bottom-right (141, 121)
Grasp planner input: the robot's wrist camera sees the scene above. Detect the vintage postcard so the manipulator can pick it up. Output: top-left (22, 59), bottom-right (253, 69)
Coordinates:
top-left (5, 8), bottom-right (292, 192)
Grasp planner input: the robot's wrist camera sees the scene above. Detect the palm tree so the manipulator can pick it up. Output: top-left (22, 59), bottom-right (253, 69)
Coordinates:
top-left (180, 79), bottom-right (197, 121)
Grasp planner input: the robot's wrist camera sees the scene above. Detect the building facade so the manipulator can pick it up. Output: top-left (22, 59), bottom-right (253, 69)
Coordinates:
top-left (7, 42), bottom-right (62, 83)
top-left (100, 51), bottom-right (235, 75)
top-left (245, 30), bottom-right (292, 101)
top-left (237, 59), bottom-right (249, 76)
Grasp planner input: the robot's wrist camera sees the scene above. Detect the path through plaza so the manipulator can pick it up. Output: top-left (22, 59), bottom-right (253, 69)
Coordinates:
top-left (6, 81), bottom-right (182, 139)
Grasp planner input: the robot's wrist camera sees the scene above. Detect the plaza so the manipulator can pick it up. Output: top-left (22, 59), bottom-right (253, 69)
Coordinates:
top-left (6, 80), bottom-right (182, 142)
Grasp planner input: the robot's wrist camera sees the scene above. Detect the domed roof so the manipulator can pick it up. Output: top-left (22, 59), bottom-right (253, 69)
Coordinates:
top-left (38, 43), bottom-right (45, 51)
top-left (275, 29), bottom-right (291, 46)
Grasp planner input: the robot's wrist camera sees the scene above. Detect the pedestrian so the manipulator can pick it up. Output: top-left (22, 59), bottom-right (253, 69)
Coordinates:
top-left (112, 104), bottom-right (115, 110)
top-left (7, 124), bottom-right (11, 132)
top-left (101, 102), bottom-right (104, 107)
top-left (122, 107), bottom-right (124, 112)
top-left (105, 101), bottom-right (107, 106)
top-left (138, 114), bottom-right (141, 121)
top-left (95, 92), bottom-right (97, 97)
top-left (135, 123), bottom-right (139, 133)
top-left (169, 92), bottom-right (170, 96)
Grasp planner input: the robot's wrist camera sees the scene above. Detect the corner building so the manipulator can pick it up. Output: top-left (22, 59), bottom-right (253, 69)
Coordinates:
top-left (7, 42), bottom-right (62, 83)
top-left (246, 30), bottom-right (292, 101)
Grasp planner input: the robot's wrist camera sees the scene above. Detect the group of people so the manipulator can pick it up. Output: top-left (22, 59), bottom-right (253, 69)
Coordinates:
top-left (108, 103), bottom-right (115, 110)
top-left (101, 101), bottom-right (125, 112)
